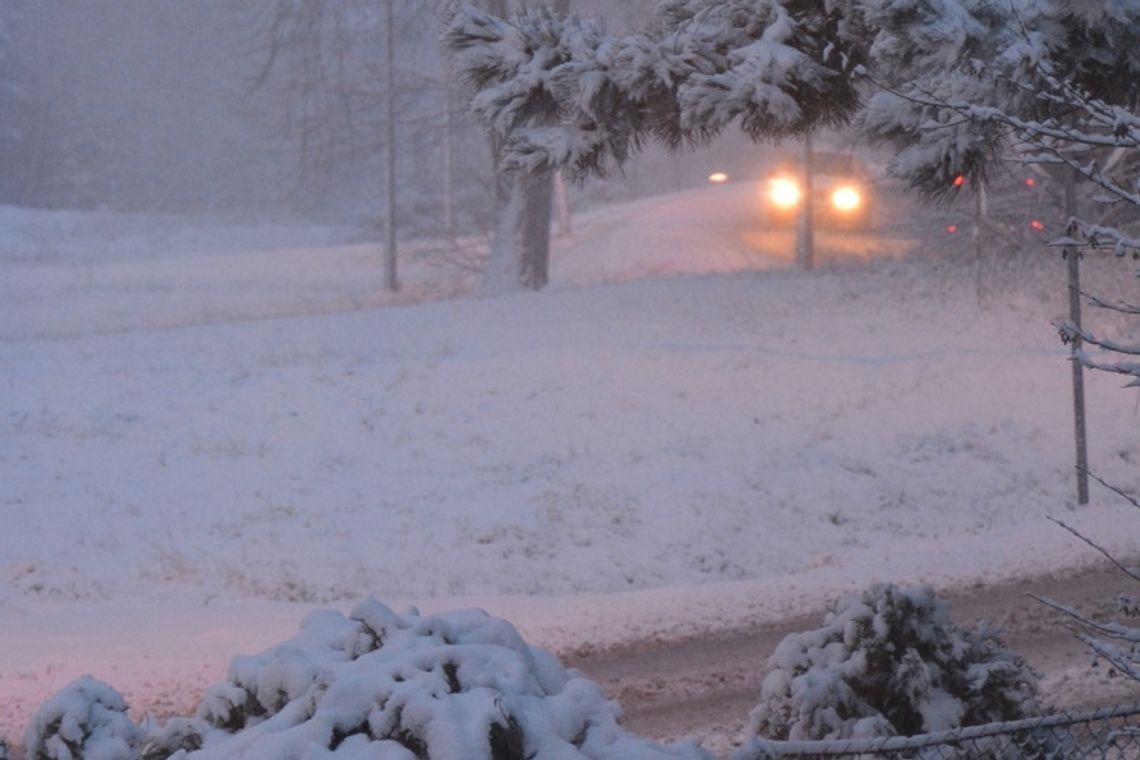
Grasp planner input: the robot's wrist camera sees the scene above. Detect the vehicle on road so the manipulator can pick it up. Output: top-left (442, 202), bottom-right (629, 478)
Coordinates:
top-left (761, 150), bottom-right (874, 231)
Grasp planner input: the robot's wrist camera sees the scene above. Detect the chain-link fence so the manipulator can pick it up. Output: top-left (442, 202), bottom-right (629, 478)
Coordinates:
top-left (734, 703), bottom-right (1140, 760)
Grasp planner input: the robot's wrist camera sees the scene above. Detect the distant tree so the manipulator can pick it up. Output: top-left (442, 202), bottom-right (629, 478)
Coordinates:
top-left (0, 3), bottom-right (20, 199)
top-left (250, 1), bottom-right (492, 286)
top-left (449, 0), bottom-right (572, 293)
top-left (0, 2), bottom-right (266, 212)
top-left (444, 0), bottom-right (862, 291)
top-left (251, 0), bottom-right (401, 288)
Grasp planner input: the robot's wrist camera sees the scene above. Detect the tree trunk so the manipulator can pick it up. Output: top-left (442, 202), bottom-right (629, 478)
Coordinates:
top-left (520, 169), bottom-right (553, 287)
top-left (443, 66), bottom-right (456, 244)
top-left (477, 0), bottom-right (565, 293)
top-left (553, 170), bottom-right (571, 237)
top-left (481, 168), bottom-right (553, 294)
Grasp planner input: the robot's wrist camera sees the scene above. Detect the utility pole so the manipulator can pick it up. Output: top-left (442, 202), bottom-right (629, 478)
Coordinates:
top-left (1065, 174), bottom-right (1089, 505)
top-left (383, 0), bottom-right (399, 291)
top-left (796, 133), bottom-right (815, 271)
top-left (972, 180), bottom-right (987, 303)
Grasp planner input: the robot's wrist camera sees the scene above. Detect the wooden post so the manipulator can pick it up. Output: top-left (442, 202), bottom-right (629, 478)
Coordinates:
top-left (1065, 176), bottom-right (1089, 504)
top-left (797, 133), bottom-right (815, 271)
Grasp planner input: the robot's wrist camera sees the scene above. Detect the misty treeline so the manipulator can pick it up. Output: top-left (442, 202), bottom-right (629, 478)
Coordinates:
top-left (0, 0), bottom-right (480, 235)
top-left (0, 0), bottom-right (743, 244)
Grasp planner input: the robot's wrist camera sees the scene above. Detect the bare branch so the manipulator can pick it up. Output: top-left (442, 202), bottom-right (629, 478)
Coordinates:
top-left (1030, 593), bottom-right (1140, 643)
top-left (1078, 632), bottom-right (1140, 679)
top-left (1086, 470), bottom-right (1140, 512)
top-left (1083, 291), bottom-right (1140, 316)
top-left (1045, 515), bottom-right (1140, 584)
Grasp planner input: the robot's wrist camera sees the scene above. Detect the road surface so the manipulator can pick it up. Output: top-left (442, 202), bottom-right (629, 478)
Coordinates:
top-left (551, 180), bottom-right (917, 287)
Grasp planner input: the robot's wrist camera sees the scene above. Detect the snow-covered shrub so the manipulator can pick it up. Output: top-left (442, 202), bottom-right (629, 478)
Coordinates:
top-left (750, 583), bottom-right (1038, 742)
top-left (24, 676), bottom-right (141, 760)
top-left (184, 598), bottom-right (711, 759)
top-left (28, 599), bottom-right (709, 760)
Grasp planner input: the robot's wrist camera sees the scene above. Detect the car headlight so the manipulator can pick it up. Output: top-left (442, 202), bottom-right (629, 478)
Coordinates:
top-left (831, 186), bottom-right (861, 212)
top-left (768, 177), bottom-right (801, 209)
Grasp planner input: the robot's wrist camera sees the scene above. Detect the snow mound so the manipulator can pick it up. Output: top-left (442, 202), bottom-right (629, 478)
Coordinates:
top-left (26, 600), bottom-right (710, 760)
top-left (749, 584), bottom-right (1039, 742)
top-left (24, 676), bottom-right (140, 760)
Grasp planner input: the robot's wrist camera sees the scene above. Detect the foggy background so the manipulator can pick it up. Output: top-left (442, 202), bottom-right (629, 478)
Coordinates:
top-left (0, 1), bottom-right (765, 240)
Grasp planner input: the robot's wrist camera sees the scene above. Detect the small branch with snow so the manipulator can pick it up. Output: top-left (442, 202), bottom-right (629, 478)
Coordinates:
top-left (1043, 516), bottom-right (1140, 585)
top-left (1086, 470), bottom-right (1140, 513)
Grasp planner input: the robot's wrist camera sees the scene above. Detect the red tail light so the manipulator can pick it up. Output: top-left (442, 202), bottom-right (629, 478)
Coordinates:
top-left (946, 224), bottom-right (959, 233)
top-left (1030, 219), bottom-right (1045, 231)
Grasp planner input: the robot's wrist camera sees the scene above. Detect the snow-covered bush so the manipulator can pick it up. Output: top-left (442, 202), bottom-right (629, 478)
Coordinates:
top-left (26, 599), bottom-right (710, 760)
top-left (24, 676), bottom-right (141, 760)
top-left (749, 583), bottom-right (1038, 742)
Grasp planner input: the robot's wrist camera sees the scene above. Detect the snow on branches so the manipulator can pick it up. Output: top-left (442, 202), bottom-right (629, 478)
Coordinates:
top-left (855, 0), bottom-right (1140, 210)
top-left (444, 0), bottom-right (861, 179)
top-left (25, 601), bottom-right (711, 760)
top-left (749, 584), bottom-right (1038, 742)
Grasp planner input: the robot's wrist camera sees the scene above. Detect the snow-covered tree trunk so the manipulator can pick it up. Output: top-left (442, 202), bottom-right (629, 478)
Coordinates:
top-left (474, 0), bottom-right (569, 293)
top-left (554, 170), bottom-right (571, 237)
top-left (482, 168), bottom-right (553, 294)
top-left (481, 162), bottom-right (554, 293)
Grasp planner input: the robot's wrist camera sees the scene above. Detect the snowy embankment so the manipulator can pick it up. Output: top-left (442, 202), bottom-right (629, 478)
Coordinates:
top-left (2, 185), bottom-right (1138, 744)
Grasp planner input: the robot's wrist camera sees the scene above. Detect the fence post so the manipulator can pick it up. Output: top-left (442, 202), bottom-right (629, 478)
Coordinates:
top-left (1065, 176), bottom-right (1089, 505)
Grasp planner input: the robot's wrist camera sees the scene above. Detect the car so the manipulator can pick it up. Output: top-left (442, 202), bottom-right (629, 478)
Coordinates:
top-left (761, 150), bottom-right (873, 230)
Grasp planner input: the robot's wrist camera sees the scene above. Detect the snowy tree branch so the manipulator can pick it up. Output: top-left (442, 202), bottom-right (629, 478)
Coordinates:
top-left (1086, 470), bottom-right (1140, 513)
top-left (1043, 516), bottom-right (1140, 585)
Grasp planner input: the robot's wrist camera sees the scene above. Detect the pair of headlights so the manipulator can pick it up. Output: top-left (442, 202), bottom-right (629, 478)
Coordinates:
top-left (768, 177), bottom-right (863, 212)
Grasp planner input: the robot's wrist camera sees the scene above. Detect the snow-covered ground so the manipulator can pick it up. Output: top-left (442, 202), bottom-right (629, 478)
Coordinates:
top-left (3, 182), bottom-right (1139, 746)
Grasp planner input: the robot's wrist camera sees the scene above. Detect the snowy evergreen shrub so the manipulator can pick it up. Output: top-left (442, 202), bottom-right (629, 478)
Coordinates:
top-left (28, 600), bottom-right (710, 760)
top-left (24, 676), bottom-right (141, 760)
top-left (183, 599), bottom-right (710, 759)
top-left (750, 583), bottom-right (1038, 742)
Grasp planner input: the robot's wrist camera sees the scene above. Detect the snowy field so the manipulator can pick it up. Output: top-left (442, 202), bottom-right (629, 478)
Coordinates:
top-left (3, 181), bottom-right (1139, 745)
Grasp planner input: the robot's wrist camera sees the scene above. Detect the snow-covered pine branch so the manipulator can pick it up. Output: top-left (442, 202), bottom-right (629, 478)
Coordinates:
top-left (444, 0), bottom-right (861, 180)
top-left (855, 0), bottom-right (1140, 214)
